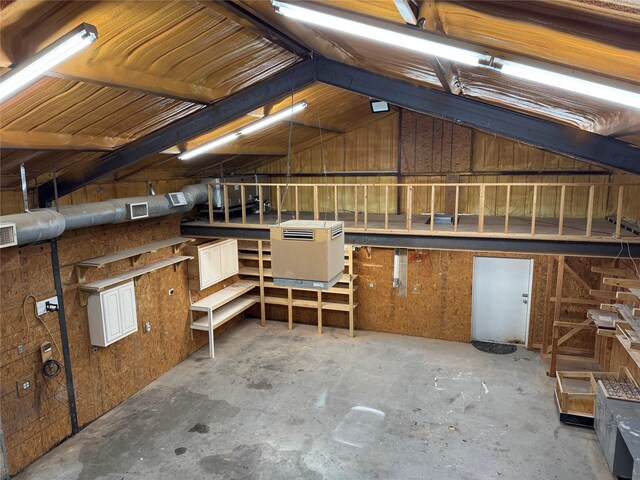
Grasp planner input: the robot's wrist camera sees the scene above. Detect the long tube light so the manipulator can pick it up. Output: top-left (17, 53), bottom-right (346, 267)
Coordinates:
top-left (0, 23), bottom-right (98, 102)
top-left (272, 1), bottom-right (640, 109)
top-left (179, 100), bottom-right (307, 161)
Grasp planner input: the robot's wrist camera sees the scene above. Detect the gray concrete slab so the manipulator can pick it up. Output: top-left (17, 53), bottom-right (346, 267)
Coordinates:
top-left (18, 319), bottom-right (611, 480)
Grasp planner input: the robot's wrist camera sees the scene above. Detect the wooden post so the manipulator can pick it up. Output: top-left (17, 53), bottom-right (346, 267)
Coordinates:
top-left (258, 186), bottom-right (263, 225)
top-left (354, 185), bottom-right (358, 228)
top-left (287, 288), bottom-right (293, 331)
top-left (478, 184), bottom-right (485, 233)
top-left (541, 256), bottom-right (554, 355)
top-left (558, 185), bottom-right (566, 236)
top-left (313, 185), bottom-right (319, 220)
top-left (454, 185), bottom-right (459, 232)
top-left (258, 241), bottom-right (266, 327)
top-left (406, 186), bottom-right (413, 231)
top-left (295, 185), bottom-right (300, 219)
top-left (223, 184), bottom-right (230, 224)
top-left (207, 184), bottom-right (213, 225)
top-left (363, 185), bottom-right (368, 230)
top-left (531, 185), bottom-right (538, 235)
top-left (430, 185), bottom-right (436, 232)
top-left (334, 185), bottom-right (338, 221)
top-left (504, 185), bottom-right (511, 234)
top-left (348, 247), bottom-right (354, 338)
top-left (384, 185), bottom-right (389, 230)
top-left (241, 185), bottom-right (246, 224)
top-left (586, 185), bottom-right (594, 237)
top-left (616, 185), bottom-right (624, 237)
top-left (276, 185), bottom-right (282, 224)
top-left (317, 290), bottom-right (322, 334)
top-left (550, 324), bottom-right (559, 378)
top-left (549, 255), bottom-right (565, 376)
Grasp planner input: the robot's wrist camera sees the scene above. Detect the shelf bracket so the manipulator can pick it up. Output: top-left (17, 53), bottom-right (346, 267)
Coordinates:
top-left (75, 265), bottom-right (90, 283)
top-left (79, 290), bottom-right (90, 307)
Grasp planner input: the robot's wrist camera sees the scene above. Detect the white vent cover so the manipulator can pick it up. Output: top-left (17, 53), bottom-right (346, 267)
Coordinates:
top-left (126, 202), bottom-right (149, 220)
top-left (283, 228), bottom-right (314, 241)
top-left (331, 223), bottom-right (343, 238)
top-left (167, 192), bottom-right (187, 207)
top-left (0, 223), bottom-right (17, 248)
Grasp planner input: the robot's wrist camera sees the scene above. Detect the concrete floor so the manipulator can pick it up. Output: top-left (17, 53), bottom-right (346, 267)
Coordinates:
top-left (18, 319), bottom-right (611, 480)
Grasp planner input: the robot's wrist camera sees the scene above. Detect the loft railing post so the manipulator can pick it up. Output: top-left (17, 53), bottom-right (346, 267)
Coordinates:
top-left (430, 184), bottom-right (436, 232)
top-left (454, 185), bottom-right (459, 232)
top-left (531, 185), bottom-right (538, 235)
top-left (241, 185), bottom-right (246, 224)
top-left (558, 185), bottom-right (566, 236)
top-left (616, 185), bottom-right (624, 237)
top-left (384, 185), bottom-right (389, 230)
top-left (478, 184), bottom-right (486, 233)
top-left (207, 183), bottom-right (213, 225)
top-left (223, 184), bottom-right (230, 224)
top-left (504, 185), bottom-right (511, 234)
top-left (586, 185), bottom-right (595, 237)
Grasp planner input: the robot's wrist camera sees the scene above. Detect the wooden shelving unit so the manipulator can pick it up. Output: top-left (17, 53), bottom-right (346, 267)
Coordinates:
top-left (78, 256), bottom-right (192, 306)
top-left (75, 236), bottom-right (194, 282)
top-left (237, 240), bottom-right (358, 337)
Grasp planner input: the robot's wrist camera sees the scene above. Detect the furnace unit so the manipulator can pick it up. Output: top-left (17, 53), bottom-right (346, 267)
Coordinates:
top-left (270, 220), bottom-right (345, 290)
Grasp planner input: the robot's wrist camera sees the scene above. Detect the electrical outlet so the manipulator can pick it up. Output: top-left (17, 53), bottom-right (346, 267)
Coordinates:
top-left (17, 344), bottom-right (24, 354)
top-left (369, 281), bottom-right (375, 289)
top-left (145, 322), bottom-right (151, 333)
top-left (16, 373), bottom-right (34, 397)
top-left (36, 296), bottom-right (59, 315)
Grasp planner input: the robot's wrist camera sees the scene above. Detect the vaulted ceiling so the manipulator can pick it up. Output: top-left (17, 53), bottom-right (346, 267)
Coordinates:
top-left (0, 0), bottom-right (638, 195)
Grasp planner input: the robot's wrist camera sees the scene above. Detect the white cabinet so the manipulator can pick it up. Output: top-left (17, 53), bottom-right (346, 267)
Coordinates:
top-left (186, 239), bottom-right (238, 291)
top-left (87, 281), bottom-right (138, 347)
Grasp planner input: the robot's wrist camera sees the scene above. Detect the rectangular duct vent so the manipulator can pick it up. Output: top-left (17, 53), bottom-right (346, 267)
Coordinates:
top-left (0, 223), bottom-right (17, 248)
top-left (331, 223), bottom-right (343, 238)
top-left (283, 228), bottom-right (314, 241)
top-left (167, 192), bottom-right (187, 207)
top-left (126, 202), bottom-right (149, 220)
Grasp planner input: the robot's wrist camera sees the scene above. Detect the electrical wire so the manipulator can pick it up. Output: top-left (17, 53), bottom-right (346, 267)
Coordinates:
top-left (613, 233), bottom-right (640, 280)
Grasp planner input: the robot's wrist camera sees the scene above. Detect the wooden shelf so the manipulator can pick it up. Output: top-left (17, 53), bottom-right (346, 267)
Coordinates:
top-left (190, 297), bottom-right (256, 331)
top-left (75, 236), bottom-right (194, 282)
top-left (239, 252), bottom-right (350, 266)
top-left (78, 255), bottom-right (192, 305)
top-left (248, 294), bottom-right (357, 312)
top-left (190, 280), bottom-right (255, 312)
top-left (189, 280), bottom-right (257, 359)
top-left (239, 267), bottom-right (355, 284)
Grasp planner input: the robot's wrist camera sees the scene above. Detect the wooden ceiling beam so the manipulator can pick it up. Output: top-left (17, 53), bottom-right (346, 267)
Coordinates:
top-left (0, 130), bottom-right (126, 151)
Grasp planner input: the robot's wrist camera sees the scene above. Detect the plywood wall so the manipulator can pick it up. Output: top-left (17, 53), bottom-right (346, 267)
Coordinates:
top-left (0, 215), bottom-right (233, 475)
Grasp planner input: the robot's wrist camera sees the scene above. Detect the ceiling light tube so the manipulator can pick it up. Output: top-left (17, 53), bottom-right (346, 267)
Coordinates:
top-left (271, 1), bottom-right (483, 66)
top-left (497, 59), bottom-right (640, 109)
top-left (0, 23), bottom-right (98, 102)
top-left (272, 1), bottom-right (640, 109)
top-left (179, 100), bottom-right (308, 161)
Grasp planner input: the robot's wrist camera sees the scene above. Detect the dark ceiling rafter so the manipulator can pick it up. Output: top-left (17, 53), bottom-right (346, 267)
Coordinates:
top-left (215, 0), bottom-right (312, 59)
top-left (314, 57), bottom-right (640, 174)
top-left (38, 55), bottom-right (639, 204)
top-left (37, 59), bottom-right (316, 204)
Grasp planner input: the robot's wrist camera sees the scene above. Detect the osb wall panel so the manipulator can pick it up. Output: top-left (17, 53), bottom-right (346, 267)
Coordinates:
top-left (0, 215), bottom-right (234, 475)
top-left (400, 110), bottom-right (471, 174)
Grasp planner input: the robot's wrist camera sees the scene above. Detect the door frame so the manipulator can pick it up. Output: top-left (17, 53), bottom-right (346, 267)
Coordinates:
top-left (471, 256), bottom-right (534, 346)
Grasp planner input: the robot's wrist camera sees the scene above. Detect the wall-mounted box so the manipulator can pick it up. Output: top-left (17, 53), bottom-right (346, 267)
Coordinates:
top-left (87, 281), bottom-right (138, 347)
top-left (185, 239), bottom-right (238, 291)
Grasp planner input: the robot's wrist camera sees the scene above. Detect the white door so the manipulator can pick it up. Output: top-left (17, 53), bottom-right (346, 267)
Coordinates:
top-left (118, 283), bottom-right (138, 334)
top-left (220, 240), bottom-right (239, 278)
top-left (102, 289), bottom-right (122, 343)
top-left (471, 257), bottom-right (532, 344)
top-left (200, 245), bottom-right (221, 288)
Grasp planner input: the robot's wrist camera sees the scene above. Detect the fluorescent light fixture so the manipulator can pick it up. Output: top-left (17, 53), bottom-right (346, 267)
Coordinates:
top-left (271, 1), bottom-right (482, 67)
top-left (0, 23), bottom-right (98, 102)
top-left (272, 1), bottom-right (640, 109)
top-left (370, 100), bottom-right (390, 113)
top-left (497, 59), bottom-right (640, 109)
top-left (179, 100), bottom-right (307, 161)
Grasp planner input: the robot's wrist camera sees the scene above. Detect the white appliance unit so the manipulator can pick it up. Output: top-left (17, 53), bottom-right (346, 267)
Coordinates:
top-left (270, 220), bottom-right (345, 290)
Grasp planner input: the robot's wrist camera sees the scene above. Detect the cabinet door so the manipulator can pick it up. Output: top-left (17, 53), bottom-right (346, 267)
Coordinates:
top-left (220, 240), bottom-right (239, 278)
top-left (101, 289), bottom-right (122, 343)
top-left (118, 283), bottom-right (138, 335)
top-left (199, 244), bottom-right (222, 289)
